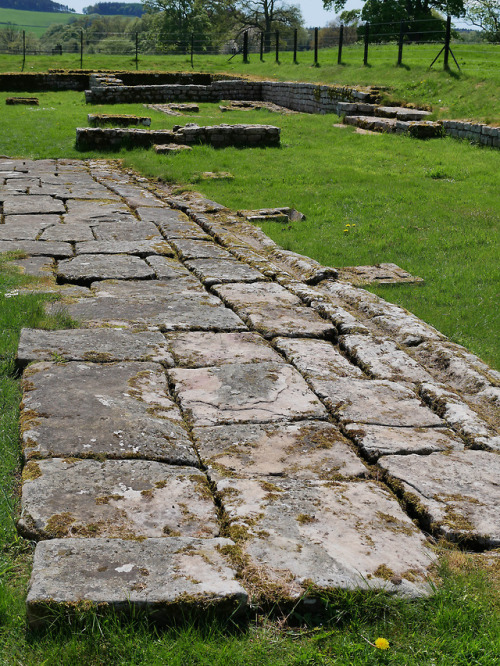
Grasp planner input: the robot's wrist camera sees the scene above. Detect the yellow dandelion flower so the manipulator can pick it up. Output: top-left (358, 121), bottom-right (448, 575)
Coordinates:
top-left (343, 229), bottom-right (349, 233)
top-left (346, 223), bottom-right (351, 227)
top-left (375, 637), bottom-right (390, 650)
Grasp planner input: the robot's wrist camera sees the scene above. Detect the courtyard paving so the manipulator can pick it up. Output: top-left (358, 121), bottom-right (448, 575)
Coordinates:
top-left (1, 158), bottom-right (498, 626)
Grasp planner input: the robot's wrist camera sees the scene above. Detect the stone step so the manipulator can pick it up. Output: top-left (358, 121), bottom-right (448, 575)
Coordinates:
top-left (343, 115), bottom-right (442, 139)
top-left (338, 101), bottom-right (431, 121)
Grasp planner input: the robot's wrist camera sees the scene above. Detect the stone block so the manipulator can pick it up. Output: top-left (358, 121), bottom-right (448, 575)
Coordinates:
top-left (57, 255), bottom-right (155, 282)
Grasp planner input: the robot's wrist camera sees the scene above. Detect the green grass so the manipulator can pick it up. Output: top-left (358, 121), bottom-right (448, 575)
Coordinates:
top-left (0, 91), bottom-right (498, 368)
top-left (0, 43), bottom-right (499, 122)
top-left (0, 8), bottom-right (79, 38)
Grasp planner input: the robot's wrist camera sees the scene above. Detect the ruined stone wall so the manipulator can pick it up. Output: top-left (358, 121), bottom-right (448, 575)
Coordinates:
top-left (261, 81), bottom-right (377, 114)
top-left (441, 120), bottom-right (500, 148)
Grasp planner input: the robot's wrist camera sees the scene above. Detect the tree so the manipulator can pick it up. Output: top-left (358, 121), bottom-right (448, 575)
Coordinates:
top-left (464, 0), bottom-right (500, 41)
top-left (236, 1), bottom-right (303, 52)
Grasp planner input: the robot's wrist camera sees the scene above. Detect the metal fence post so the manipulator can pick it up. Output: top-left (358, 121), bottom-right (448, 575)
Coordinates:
top-left (293, 28), bottom-right (298, 64)
top-left (363, 23), bottom-right (369, 65)
top-left (260, 32), bottom-right (264, 61)
top-left (22, 30), bottom-right (26, 71)
top-left (314, 27), bottom-right (319, 66)
top-left (135, 32), bottom-right (139, 70)
top-left (243, 30), bottom-right (249, 63)
top-left (80, 29), bottom-right (83, 69)
top-left (338, 24), bottom-right (343, 64)
top-left (444, 15), bottom-right (451, 69)
top-left (397, 20), bottom-right (404, 65)
top-left (275, 30), bottom-right (279, 63)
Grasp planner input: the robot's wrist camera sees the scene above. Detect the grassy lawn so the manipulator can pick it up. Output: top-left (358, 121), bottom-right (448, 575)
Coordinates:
top-left (0, 43), bottom-right (499, 122)
top-left (0, 8), bottom-right (78, 38)
top-left (0, 90), bottom-right (497, 368)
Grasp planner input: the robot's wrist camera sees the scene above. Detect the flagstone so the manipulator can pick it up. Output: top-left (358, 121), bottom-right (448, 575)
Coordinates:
top-left (146, 255), bottom-right (194, 279)
top-left (170, 239), bottom-right (233, 260)
top-left (40, 224), bottom-right (95, 242)
top-left (0, 240), bottom-right (73, 257)
top-left (136, 207), bottom-right (212, 240)
top-left (93, 220), bottom-right (162, 242)
top-left (274, 337), bottom-right (363, 379)
top-left (185, 258), bottom-right (266, 286)
top-left (75, 239), bottom-right (173, 256)
top-left (57, 255), bottom-right (155, 282)
top-left (0, 214), bottom-right (59, 240)
top-left (3, 195), bottom-right (65, 215)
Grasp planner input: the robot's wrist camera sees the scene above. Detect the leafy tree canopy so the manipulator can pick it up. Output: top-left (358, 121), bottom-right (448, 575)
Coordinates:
top-left (83, 2), bottom-right (144, 16)
top-left (0, 0), bottom-right (74, 11)
top-left (464, 0), bottom-right (499, 40)
top-left (322, 0), bottom-right (466, 19)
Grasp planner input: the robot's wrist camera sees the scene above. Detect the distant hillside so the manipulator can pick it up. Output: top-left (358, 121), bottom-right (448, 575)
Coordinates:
top-left (0, 0), bottom-right (74, 11)
top-left (83, 2), bottom-right (143, 17)
top-left (0, 7), bottom-right (78, 37)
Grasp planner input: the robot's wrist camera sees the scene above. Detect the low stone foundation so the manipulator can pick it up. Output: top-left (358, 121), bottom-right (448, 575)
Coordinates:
top-left (441, 120), bottom-right (500, 148)
top-left (88, 113), bottom-right (151, 127)
top-left (76, 123), bottom-right (281, 150)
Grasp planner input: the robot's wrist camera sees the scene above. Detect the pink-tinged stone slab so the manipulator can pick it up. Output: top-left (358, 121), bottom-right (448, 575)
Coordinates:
top-left (169, 362), bottom-right (327, 426)
top-left (18, 460), bottom-right (218, 540)
top-left (75, 239), bottom-right (173, 256)
top-left (379, 451), bottom-right (500, 547)
top-left (146, 256), bottom-right (193, 279)
top-left (165, 332), bottom-right (282, 367)
top-left (40, 224), bottom-right (95, 242)
top-left (344, 424), bottom-right (464, 461)
top-left (17, 328), bottom-right (174, 366)
top-left (274, 337), bottom-right (363, 380)
top-left (170, 239), bottom-right (233, 260)
top-left (21, 361), bottom-right (196, 464)
top-left (3, 195), bottom-right (65, 215)
top-left (313, 378), bottom-right (443, 427)
top-left (0, 214), bottom-right (60, 240)
top-left (194, 421), bottom-right (367, 479)
top-left (57, 255), bottom-right (155, 282)
top-left (93, 220), bottom-right (162, 242)
top-left (0, 240), bottom-right (72, 257)
top-left (340, 334), bottom-right (432, 383)
top-left (216, 476), bottom-right (435, 598)
top-left (185, 258), bottom-right (266, 286)
top-left (27, 537), bottom-right (248, 628)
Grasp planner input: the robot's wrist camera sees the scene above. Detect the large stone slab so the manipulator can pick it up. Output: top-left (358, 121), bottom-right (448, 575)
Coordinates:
top-left (93, 277), bottom-right (204, 297)
top-left (185, 259), bottom-right (266, 286)
top-left (21, 361), bottom-right (196, 463)
top-left (0, 240), bottom-right (72, 257)
top-left (57, 255), bottom-right (155, 282)
top-left (194, 421), bottom-right (367, 479)
top-left (169, 362), bottom-right (327, 426)
top-left (165, 331), bottom-right (281, 367)
top-left (75, 239), bottom-right (174, 256)
top-left (40, 224), bottom-right (95, 242)
top-left (19, 460), bottom-right (218, 540)
top-left (379, 451), bottom-right (500, 547)
top-left (136, 207), bottom-right (212, 240)
top-left (93, 220), bottom-right (162, 242)
top-left (7, 256), bottom-right (54, 278)
top-left (214, 281), bottom-right (301, 307)
top-left (340, 334), bottom-right (432, 383)
top-left (170, 239), bottom-right (233, 260)
top-left (344, 424), bottom-right (464, 461)
top-left (17, 328), bottom-right (174, 366)
top-left (27, 537), bottom-right (248, 627)
top-left (0, 214), bottom-right (59, 240)
top-left (274, 337), bottom-right (363, 380)
top-left (313, 378), bottom-right (443, 427)
top-left (3, 195), bottom-right (65, 215)
top-left (145, 256), bottom-right (193, 279)
top-left (216, 476), bottom-right (434, 598)
top-left (64, 200), bottom-right (133, 224)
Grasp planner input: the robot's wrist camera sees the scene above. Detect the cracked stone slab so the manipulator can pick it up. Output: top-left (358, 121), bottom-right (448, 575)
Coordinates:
top-left (0, 240), bottom-right (73, 257)
top-left (7, 256), bottom-right (54, 278)
top-left (195, 421), bottom-right (367, 479)
top-left (75, 239), bottom-right (174, 256)
top-left (274, 338), bottom-right (362, 380)
top-left (93, 220), bottom-right (162, 242)
top-left (93, 277), bottom-right (204, 297)
top-left (3, 195), bottom-right (65, 215)
top-left (39, 224), bottom-right (95, 242)
top-left (340, 335), bottom-right (432, 383)
top-left (19, 460), bottom-right (217, 540)
top-left (17, 328), bottom-right (174, 366)
top-left (26, 537), bottom-right (248, 628)
top-left (146, 256), bottom-right (193, 279)
top-left (64, 200), bottom-right (132, 224)
top-left (57, 255), bottom-right (155, 282)
top-left (21, 361), bottom-right (196, 463)
top-left (216, 476), bottom-right (434, 598)
top-left (170, 239), bottom-right (233, 260)
top-left (313, 378), bottom-right (443, 427)
top-left (344, 424), bottom-right (464, 461)
top-left (166, 331), bottom-right (281, 368)
top-left (379, 451), bottom-right (500, 547)
top-left (0, 215), bottom-right (60, 240)
top-left (214, 282), bottom-right (301, 307)
top-left (136, 207), bottom-right (212, 240)
top-left (169, 362), bottom-right (327, 426)
top-left (184, 259), bottom-right (266, 286)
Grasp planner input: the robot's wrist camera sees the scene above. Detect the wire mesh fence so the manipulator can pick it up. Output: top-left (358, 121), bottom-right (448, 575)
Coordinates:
top-left (0, 16), bottom-right (498, 71)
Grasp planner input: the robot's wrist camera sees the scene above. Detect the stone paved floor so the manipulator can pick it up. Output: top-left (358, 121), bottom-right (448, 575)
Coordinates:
top-left (1, 158), bottom-right (498, 626)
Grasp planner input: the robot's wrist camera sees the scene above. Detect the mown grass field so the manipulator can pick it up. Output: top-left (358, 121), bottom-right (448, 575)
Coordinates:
top-left (0, 8), bottom-right (79, 38)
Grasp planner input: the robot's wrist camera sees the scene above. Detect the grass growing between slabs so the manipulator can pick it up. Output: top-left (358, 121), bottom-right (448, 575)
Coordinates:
top-left (0, 43), bottom-right (499, 122)
top-left (0, 90), bottom-right (498, 368)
